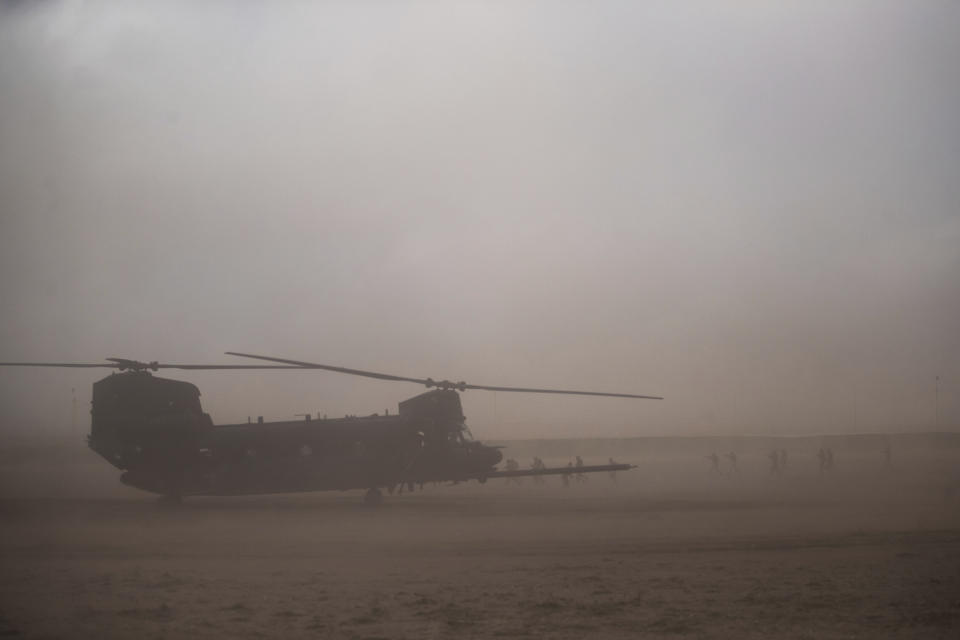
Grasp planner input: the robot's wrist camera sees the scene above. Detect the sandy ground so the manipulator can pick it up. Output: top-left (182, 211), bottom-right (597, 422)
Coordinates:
top-left (1, 444), bottom-right (959, 639)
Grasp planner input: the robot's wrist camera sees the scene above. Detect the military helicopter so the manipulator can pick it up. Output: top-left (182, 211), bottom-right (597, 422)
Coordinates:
top-left (0, 353), bottom-right (662, 504)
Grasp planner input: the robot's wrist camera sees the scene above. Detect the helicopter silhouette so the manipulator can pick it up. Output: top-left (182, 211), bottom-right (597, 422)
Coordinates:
top-left (0, 353), bottom-right (661, 504)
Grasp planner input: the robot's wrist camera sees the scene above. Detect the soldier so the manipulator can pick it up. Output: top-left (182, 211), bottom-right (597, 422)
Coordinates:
top-left (706, 452), bottom-right (720, 473)
top-left (779, 449), bottom-right (788, 470)
top-left (531, 457), bottom-right (544, 484)
top-left (817, 447), bottom-right (828, 474)
top-left (725, 451), bottom-right (738, 473)
top-left (575, 455), bottom-right (587, 483)
top-left (768, 449), bottom-right (780, 475)
top-left (505, 458), bottom-right (521, 485)
top-left (825, 448), bottom-right (834, 471)
top-left (562, 461), bottom-right (573, 488)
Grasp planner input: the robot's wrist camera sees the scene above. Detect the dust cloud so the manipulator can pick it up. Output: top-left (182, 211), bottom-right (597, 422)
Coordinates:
top-left (2, 434), bottom-right (960, 637)
top-left (0, 1), bottom-right (958, 439)
top-left (1, 2), bottom-right (959, 639)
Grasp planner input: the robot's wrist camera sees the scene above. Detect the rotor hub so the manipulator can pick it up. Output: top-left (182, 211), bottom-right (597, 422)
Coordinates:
top-left (424, 379), bottom-right (467, 392)
top-left (107, 358), bottom-right (159, 372)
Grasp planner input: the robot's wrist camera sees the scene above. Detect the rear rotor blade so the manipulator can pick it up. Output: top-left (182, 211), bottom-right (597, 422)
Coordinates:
top-left (462, 382), bottom-right (662, 400)
top-left (226, 352), bottom-right (662, 399)
top-left (159, 364), bottom-right (311, 370)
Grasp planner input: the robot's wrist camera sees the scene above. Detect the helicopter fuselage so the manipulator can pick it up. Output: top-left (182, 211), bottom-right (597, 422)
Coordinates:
top-left (88, 371), bottom-right (502, 497)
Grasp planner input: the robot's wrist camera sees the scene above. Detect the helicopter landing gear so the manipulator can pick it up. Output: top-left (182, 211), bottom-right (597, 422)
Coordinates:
top-left (363, 488), bottom-right (383, 506)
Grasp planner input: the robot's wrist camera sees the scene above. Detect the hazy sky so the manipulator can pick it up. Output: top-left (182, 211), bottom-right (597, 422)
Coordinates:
top-left (1, 1), bottom-right (958, 440)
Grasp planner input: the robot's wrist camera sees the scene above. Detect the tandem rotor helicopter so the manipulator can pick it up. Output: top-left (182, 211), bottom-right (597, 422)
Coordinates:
top-left (0, 353), bottom-right (662, 504)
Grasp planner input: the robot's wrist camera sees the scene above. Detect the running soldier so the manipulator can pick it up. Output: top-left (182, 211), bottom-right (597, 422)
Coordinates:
top-left (817, 447), bottom-right (827, 473)
top-left (505, 458), bottom-right (521, 485)
top-left (768, 449), bottom-right (780, 475)
top-left (725, 451), bottom-right (738, 473)
top-left (706, 452), bottom-right (720, 473)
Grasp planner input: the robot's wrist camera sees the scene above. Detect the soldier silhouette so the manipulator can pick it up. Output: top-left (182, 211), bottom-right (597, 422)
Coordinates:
top-left (575, 455), bottom-right (587, 483)
top-left (505, 458), bottom-right (521, 485)
top-left (817, 447), bottom-right (828, 473)
top-left (768, 449), bottom-right (780, 475)
top-left (725, 451), bottom-right (738, 473)
top-left (531, 457), bottom-right (545, 484)
top-left (706, 452), bottom-right (720, 473)
top-left (562, 462), bottom-right (573, 488)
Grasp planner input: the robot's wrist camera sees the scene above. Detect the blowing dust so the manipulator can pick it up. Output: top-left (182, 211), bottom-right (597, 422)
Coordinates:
top-left (1, 434), bottom-right (958, 639)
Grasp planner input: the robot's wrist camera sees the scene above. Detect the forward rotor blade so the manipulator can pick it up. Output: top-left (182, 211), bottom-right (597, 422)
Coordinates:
top-left (225, 352), bottom-right (431, 385)
top-left (0, 362), bottom-right (120, 368)
top-left (0, 361), bottom-right (308, 370)
top-left (104, 357), bottom-right (307, 371)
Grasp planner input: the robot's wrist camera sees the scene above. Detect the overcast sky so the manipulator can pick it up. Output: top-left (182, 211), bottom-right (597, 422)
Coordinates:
top-left (1, 1), bottom-right (958, 440)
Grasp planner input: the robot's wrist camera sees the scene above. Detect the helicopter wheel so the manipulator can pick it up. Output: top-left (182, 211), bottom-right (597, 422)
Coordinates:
top-left (363, 488), bottom-right (383, 506)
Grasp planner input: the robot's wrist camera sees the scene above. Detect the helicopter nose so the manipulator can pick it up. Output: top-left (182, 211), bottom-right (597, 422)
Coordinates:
top-left (488, 446), bottom-right (503, 467)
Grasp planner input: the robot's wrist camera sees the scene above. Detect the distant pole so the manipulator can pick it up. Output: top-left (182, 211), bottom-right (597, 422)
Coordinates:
top-left (935, 376), bottom-right (940, 429)
top-left (71, 387), bottom-right (77, 446)
top-left (853, 384), bottom-right (858, 430)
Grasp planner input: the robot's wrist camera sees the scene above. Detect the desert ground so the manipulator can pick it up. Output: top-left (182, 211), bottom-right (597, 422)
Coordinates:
top-left (1, 436), bottom-right (959, 639)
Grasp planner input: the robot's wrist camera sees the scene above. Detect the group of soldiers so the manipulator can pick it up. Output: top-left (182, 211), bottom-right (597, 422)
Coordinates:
top-left (503, 455), bottom-right (619, 487)
top-left (503, 457), bottom-right (549, 485)
top-left (768, 448), bottom-right (789, 474)
top-left (707, 451), bottom-right (740, 473)
top-left (706, 447), bottom-right (842, 474)
top-left (503, 442), bottom-right (896, 486)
